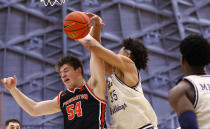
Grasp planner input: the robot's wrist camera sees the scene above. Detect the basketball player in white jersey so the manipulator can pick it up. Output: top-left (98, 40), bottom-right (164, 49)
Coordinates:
top-left (77, 14), bottom-right (158, 129)
top-left (168, 35), bottom-right (210, 129)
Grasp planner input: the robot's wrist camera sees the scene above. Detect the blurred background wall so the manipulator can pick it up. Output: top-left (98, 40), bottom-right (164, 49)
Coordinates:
top-left (0, 0), bottom-right (210, 129)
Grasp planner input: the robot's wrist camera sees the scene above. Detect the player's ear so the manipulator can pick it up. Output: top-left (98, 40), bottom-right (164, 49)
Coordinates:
top-left (180, 55), bottom-right (187, 66)
top-left (76, 67), bottom-right (82, 75)
top-left (127, 53), bottom-right (131, 58)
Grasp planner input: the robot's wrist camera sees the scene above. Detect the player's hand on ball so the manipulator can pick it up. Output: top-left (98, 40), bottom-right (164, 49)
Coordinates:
top-left (85, 13), bottom-right (105, 27)
top-left (1, 75), bottom-right (17, 91)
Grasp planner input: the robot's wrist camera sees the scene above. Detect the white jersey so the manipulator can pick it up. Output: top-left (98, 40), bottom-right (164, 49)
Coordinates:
top-left (107, 73), bottom-right (158, 129)
top-left (184, 75), bottom-right (210, 129)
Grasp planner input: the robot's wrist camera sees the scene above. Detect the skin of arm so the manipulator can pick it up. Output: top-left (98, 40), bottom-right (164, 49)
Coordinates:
top-left (1, 76), bottom-right (61, 116)
top-left (87, 13), bottom-right (104, 43)
top-left (87, 13), bottom-right (113, 75)
top-left (85, 13), bottom-right (106, 100)
top-left (77, 34), bottom-right (134, 72)
top-left (88, 52), bottom-right (106, 100)
top-left (168, 80), bottom-right (196, 116)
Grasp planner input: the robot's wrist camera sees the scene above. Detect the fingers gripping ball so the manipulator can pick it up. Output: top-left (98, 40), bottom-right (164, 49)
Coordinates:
top-left (63, 11), bottom-right (91, 39)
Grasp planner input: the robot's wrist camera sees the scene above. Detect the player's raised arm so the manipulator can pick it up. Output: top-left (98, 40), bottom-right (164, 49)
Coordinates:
top-left (86, 13), bottom-right (113, 75)
top-left (1, 75), bottom-right (61, 116)
top-left (77, 34), bottom-right (134, 72)
top-left (84, 13), bottom-right (106, 100)
top-left (75, 13), bottom-right (129, 72)
top-left (86, 13), bottom-right (105, 43)
top-left (88, 52), bottom-right (106, 100)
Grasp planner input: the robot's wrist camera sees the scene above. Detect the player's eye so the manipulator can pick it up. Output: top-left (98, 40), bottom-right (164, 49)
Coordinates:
top-left (64, 70), bottom-right (69, 73)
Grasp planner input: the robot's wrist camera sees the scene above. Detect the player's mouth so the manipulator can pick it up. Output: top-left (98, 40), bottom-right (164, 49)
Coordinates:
top-left (64, 79), bottom-right (70, 83)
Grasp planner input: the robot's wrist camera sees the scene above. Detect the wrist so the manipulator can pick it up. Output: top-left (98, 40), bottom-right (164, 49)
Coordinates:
top-left (9, 87), bottom-right (18, 93)
top-left (93, 23), bottom-right (102, 27)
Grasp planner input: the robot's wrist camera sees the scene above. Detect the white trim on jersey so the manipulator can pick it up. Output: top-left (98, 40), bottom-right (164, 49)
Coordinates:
top-left (200, 75), bottom-right (210, 77)
top-left (84, 83), bottom-right (106, 104)
top-left (99, 103), bottom-right (102, 129)
top-left (141, 124), bottom-right (154, 129)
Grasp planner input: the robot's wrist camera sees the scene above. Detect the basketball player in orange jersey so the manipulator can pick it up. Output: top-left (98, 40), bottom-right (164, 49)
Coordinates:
top-left (76, 14), bottom-right (158, 129)
top-left (168, 35), bottom-right (210, 129)
top-left (1, 16), bottom-right (107, 129)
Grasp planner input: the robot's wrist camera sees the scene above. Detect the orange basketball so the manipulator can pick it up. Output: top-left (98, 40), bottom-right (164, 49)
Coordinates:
top-left (63, 11), bottom-right (91, 39)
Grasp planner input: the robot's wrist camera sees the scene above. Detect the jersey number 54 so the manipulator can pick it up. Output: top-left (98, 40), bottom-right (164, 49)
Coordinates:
top-left (66, 101), bottom-right (83, 120)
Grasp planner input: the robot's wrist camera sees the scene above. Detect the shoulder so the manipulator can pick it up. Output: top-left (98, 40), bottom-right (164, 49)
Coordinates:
top-left (58, 90), bottom-right (69, 98)
top-left (119, 55), bottom-right (134, 64)
top-left (168, 80), bottom-right (195, 115)
top-left (169, 80), bottom-right (193, 100)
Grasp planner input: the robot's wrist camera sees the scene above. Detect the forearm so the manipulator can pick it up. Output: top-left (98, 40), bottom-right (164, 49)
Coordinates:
top-left (9, 88), bottom-right (60, 116)
top-left (10, 88), bottom-right (37, 116)
top-left (78, 35), bottom-right (126, 70)
top-left (90, 23), bottom-right (102, 43)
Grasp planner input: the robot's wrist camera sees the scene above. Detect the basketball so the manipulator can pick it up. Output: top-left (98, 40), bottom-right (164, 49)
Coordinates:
top-left (63, 11), bottom-right (91, 39)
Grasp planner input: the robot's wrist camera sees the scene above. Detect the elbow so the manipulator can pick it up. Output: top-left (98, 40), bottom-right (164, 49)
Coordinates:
top-left (31, 114), bottom-right (41, 117)
top-left (27, 105), bottom-right (41, 117)
top-left (27, 111), bottom-right (37, 116)
top-left (82, 39), bottom-right (98, 51)
top-left (29, 112), bottom-right (37, 117)
top-left (28, 109), bottom-right (40, 117)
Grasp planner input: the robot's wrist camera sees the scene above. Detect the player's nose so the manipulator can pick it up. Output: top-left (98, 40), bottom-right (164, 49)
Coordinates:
top-left (61, 73), bottom-right (67, 79)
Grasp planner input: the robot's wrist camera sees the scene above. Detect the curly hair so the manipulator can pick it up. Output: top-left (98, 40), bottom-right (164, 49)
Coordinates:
top-left (123, 38), bottom-right (149, 70)
top-left (180, 35), bottom-right (210, 67)
top-left (56, 55), bottom-right (84, 76)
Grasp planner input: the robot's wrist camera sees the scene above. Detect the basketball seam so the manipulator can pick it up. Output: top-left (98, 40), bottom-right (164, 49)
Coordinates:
top-left (77, 25), bottom-right (91, 39)
top-left (77, 12), bottom-right (89, 23)
top-left (64, 20), bottom-right (88, 24)
top-left (64, 25), bottom-right (90, 32)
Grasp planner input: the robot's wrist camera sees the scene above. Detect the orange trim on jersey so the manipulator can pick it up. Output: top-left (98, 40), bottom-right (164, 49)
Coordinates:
top-left (57, 91), bottom-right (62, 105)
top-left (84, 83), bottom-right (106, 104)
top-left (100, 103), bottom-right (106, 129)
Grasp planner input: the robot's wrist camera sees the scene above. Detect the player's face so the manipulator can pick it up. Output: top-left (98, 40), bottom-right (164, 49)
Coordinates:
top-left (59, 64), bottom-right (81, 88)
top-left (6, 122), bottom-right (20, 129)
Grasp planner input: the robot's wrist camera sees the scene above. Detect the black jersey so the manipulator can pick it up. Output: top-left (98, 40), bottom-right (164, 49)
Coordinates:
top-left (58, 83), bottom-right (106, 129)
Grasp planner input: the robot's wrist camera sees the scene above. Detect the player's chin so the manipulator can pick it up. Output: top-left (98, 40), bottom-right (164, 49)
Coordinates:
top-left (63, 81), bottom-right (67, 86)
top-left (64, 81), bottom-right (71, 87)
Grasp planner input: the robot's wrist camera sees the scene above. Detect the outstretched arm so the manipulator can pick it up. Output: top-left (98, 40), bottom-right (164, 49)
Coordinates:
top-left (168, 80), bottom-right (198, 129)
top-left (85, 13), bottom-right (106, 100)
top-left (86, 13), bottom-right (104, 43)
top-left (88, 52), bottom-right (106, 100)
top-left (77, 34), bottom-right (134, 72)
top-left (1, 76), bottom-right (61, 116)
top-left (86, 13), bottom-right (113, 75)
